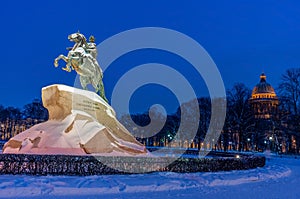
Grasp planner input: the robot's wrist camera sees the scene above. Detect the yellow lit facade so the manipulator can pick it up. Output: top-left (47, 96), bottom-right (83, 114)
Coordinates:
top-left (249, 73), bottom-right (279, 119)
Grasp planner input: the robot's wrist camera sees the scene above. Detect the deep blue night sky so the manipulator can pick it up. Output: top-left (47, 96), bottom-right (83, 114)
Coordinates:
top-left (1, 1), bottom-right (300, 114)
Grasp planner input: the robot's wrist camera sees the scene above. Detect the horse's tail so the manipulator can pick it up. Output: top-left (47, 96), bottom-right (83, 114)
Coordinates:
top-left (97, 80), bottom-right (108, 103)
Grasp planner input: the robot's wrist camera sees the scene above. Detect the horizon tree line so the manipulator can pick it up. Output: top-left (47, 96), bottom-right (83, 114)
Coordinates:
top-left (1, 68), bottom-right (300, 154)
top-left (120, 68), bottom-right (300, 154)
top-left (0, 99), bottom-right (48, 122)
top-left (0, 99), bottom-right (48, 141)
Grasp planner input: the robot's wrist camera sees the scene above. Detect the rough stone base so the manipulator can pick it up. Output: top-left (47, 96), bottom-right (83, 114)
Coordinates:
top-left (3, 84), bottom-right (147, 155)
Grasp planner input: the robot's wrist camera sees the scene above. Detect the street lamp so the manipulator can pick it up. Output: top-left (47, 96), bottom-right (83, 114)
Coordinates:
top-left (264, 140), bottom-right (267, 151)
top-left (247, 138), bottom-right (251, 151)
top-left (269, 136), bottom-right (273, 141)
top-left (269, 136), bottom-right (273, 151)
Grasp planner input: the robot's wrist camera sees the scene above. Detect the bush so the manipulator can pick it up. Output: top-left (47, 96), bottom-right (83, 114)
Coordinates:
top-left (0, 153), bottom-right (265, 175)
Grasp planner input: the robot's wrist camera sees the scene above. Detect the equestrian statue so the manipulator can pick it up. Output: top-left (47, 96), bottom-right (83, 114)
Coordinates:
top-left (54, 32), bottom-right (107, 102)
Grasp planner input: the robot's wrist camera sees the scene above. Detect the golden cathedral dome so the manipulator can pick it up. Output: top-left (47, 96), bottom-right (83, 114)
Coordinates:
top-left (251, 73), bottom-right (277, 99)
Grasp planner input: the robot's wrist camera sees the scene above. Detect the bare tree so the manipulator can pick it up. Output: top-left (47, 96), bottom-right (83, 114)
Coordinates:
top-left (278, 68), bottom-right (300, 115)
top-left (197, 97), bottom-right (211, 149)
top-left (0, 106), bottom-right (22, 121)
top-left (176, 99), bottom-right (200, 148)
top-left (226, 83), bottom-right (254, 151)
top-left (0, 105), bottom-right (5, 122)
top-left (22, 99), bottom-right (48, 121)
top-left (278, 68), bottom-right (300, 153)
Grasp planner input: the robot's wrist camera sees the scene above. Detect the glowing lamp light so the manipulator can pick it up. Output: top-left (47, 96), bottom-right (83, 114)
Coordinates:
top-left (269, 137), bottom-right (273, 141)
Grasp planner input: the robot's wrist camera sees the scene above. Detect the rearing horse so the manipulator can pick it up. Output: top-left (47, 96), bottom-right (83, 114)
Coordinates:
top-left (54, 32), bottom-right (107, 102)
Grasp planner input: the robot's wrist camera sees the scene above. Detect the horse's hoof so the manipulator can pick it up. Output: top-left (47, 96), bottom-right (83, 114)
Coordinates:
top-left (62, 67), bottom-right (71, 72)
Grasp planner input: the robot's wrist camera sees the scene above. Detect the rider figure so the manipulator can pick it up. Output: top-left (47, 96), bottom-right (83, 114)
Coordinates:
top-left (85, 35), bottom-right (102, 76)
top-left (86, 35), bottom-right (97, 58)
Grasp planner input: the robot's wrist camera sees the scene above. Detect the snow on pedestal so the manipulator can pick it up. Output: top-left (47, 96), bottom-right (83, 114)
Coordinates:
top-left (3, 84), bottom-right (148, 155)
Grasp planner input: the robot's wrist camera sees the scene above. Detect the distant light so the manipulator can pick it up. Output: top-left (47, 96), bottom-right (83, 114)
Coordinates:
top-left (264, 140), bottom-right (267, 144)
top-left (235, 155), bottom-right (240, 159)
top-left (269, 137), bottom-right (273, 141)
top-left (247, 138), bottom-right (250, 142)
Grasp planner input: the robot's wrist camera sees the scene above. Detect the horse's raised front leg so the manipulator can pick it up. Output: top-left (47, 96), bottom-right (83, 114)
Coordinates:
top-left (54, 55), bottom-right (71, 72)
top-left (54, 54), bottom-right (66, 67)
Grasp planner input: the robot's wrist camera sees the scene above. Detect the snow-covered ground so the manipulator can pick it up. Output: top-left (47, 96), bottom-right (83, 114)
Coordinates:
top-left (0, 154), bottom-right (299, 199)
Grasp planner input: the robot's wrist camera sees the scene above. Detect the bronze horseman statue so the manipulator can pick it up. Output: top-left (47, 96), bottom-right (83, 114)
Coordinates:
top-left (3, 32), bottom-right (148, 158)
top-left (54, 32), bottom-right (107, 102)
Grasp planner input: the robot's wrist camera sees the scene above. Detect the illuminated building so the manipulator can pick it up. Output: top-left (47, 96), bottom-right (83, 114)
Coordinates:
top-left (249, 73), bottom-right (281, 152)
top-left (249, 73), bottom-right (279, 119)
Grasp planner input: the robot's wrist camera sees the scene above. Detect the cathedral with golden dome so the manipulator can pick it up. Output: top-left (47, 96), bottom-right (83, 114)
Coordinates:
top-left (248, 73), bottom-right (282, 152)
top-left (249, 73), bottom-right (279, 119)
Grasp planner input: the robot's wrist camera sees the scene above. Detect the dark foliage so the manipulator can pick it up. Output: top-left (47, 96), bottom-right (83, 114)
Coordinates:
top-left (0, 99), bottom-right (48, 122)
top-left (0, 153), bottom-right (265, 175)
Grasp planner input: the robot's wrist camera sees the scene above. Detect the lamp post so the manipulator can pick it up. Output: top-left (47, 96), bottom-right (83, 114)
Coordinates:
top-left (247, 138), bottom-right (251, 151)
top-left (269, 136), bottom-right (273, 151)
top-left (264, 140), bottom-right (267, 151)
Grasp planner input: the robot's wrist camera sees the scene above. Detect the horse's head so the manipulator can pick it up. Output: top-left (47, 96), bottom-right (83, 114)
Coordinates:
top-left (68, 32), bottom-right (86, 44)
